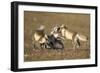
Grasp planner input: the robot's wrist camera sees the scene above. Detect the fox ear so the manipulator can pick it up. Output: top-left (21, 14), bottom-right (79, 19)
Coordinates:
top-left (61, 24), bottom-right (66, 28)
top-left (60, 24), bottom-right (65, 28)
top-left (39, 25), bottom-right (45, 30)
top-left (60, 24), bottom-right (68, 29)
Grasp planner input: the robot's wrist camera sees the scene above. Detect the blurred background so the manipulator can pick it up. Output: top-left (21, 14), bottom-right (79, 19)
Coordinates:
top-left (24, 11), bottom-right (90, 61)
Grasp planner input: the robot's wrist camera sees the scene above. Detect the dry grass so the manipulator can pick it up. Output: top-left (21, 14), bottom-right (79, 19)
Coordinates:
top-left (24, 11), bottom-right (90, 62)
top-left (24, 48), bottom-right (90, 62)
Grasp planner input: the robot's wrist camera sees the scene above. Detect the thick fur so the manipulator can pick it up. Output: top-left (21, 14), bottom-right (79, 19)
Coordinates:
top-left (32, 27), bottom-right (48, 49)
top-left (53, 25), bottom-right (88, 49)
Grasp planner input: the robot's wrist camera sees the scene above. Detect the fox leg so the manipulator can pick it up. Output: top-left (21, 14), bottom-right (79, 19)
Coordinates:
top-left (72, 33), bottom-right (77, 49)
top-left (72, 40), bottom-right (76, 49)
top-left (72, 33), bottom-right (80, 49)
top-left (76, 38), bottom-right (80, 48)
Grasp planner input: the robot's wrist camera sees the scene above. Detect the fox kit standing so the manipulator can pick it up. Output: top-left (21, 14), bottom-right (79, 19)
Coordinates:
top-left (59, 25), bottom-right (88, 49)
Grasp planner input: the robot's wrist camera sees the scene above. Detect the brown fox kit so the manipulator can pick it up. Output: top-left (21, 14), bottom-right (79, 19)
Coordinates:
top-left (53, 25), bottom-right (88, 49)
